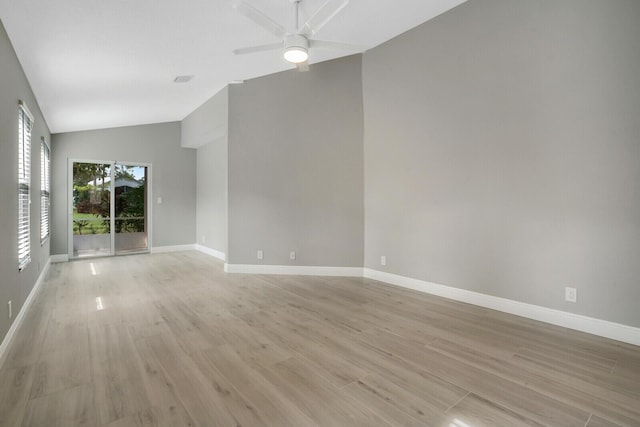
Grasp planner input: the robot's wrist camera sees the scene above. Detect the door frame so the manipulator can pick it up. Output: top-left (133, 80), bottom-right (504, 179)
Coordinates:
top-left (68, 158), bottom-right (153, 259)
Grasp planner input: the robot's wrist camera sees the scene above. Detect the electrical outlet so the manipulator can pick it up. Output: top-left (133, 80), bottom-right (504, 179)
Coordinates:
top-left (565, 287), bottom-right (577, 303)
top-left (201, 235), bottom-right (206, 244)
top-left (7, 300), bottom-right (12, 319)
top-left (257, 250), bottom-right (263, 260)
top-left (380, 255), bottom-right (386, 266)
top-left (290, 251), bottom-right (296, 260)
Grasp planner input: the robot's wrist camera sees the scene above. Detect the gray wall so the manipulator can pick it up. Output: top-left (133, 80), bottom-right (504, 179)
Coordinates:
top-left (51, 122), bottom-right (197, 255)
top-left (0, 20), bottom-right (51, 342)
top-left (363, 0), bottom-right (640, 326)
top-left (227, 55), bottom-right (364, 266)
top-left (182, 86), bottom-right (228, 149)
top-left (192, 88), bottom-right (228, 255)
top-left (196, 139), bottom-right (228, 255)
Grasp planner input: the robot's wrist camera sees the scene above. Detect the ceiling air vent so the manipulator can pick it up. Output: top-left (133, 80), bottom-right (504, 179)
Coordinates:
top-left (173, 75), bottom-right (194, 83)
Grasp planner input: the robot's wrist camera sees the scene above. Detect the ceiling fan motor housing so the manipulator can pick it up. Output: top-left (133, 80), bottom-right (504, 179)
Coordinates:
top-left (284, 34), bottom-right (309, 63)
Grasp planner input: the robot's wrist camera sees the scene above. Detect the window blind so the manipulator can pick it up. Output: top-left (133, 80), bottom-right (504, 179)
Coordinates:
top-left (41, 137), bottom-right (51, 243)
top-left (18, 101), bottom-right (34, 271)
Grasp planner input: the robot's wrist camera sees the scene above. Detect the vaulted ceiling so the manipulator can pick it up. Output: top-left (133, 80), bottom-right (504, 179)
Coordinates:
top-left (0, 0), bottom-right (466, 133)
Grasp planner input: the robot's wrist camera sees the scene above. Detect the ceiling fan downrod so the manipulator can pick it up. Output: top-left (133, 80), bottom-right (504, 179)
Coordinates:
top-left (285, 0), bottom-right (308, 64)
top-left (292, 0), bottom-right (302, 32)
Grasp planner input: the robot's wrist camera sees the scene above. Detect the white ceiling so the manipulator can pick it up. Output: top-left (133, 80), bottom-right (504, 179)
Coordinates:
top-left (0, 0), bottom-right (466, 133)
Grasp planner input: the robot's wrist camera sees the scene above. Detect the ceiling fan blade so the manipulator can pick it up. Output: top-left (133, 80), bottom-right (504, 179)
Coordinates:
top-left (297, 61), bottom-right (310, 72)
top-left (233, 0), bottom-right (287, 39)
top-left (309, 39), bottom-right (367, 52)
top-left (301, 0), bottom-right (349, 36)
top-left (233, 42), bottom-right (283, 55)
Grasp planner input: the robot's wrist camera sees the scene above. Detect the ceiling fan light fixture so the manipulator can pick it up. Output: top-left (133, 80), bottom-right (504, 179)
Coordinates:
top-left (284, 46), bottom-right (308, 63)
top-left (283, 34), bottom-right (309, 63)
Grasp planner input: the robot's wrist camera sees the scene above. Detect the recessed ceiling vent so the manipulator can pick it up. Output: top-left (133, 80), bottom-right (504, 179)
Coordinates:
top-left (174, 75), bottom-right (194, 83)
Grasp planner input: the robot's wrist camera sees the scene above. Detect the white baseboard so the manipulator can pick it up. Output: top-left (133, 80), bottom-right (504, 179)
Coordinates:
top-left (0, 257), bottom-right (51, 368)
top-left (50, 254), bottom-right (68, 263)
top-left (195, 244), bottom-right (226, 261)
top-left (363, 268), bottom-right (640, 347)
top-left (151, 244), bottom-right (197, 254)
top-left (224, 263), bottom-right (363, 277)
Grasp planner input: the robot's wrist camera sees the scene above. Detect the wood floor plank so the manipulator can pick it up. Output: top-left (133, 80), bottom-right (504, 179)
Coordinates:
top-left (258, 356), bottom-right (392, 427)
top-left (131, 337), bottom-right (196, 427)
top-left (357, 327), bottom-right (591, 426)
top-left (0, 365), bottom-right (34, 427)
top-left (444, 393), bottom-right (544, 427)
top-left (200, 312), bottom-right (293, 368)
top-left (30, 320), bottom-right (91, 399)
top-left (587, 414), bottom-right (626, 427)
top-left (22, 383), bottom-right (97, 427)
top-left (344, 372), bottom-right (466, 426)
top-left (189, 349), bottom-right (270, 427)
top-left (427, 337), bottom-right (640, 426)
top-left (240, 309), bottom-right (371, 386)
top-left (142, 334), bottom-right (243, 427)
top-left (343, 379), bottom-right (441, 427)
top-left (122, 302), bottom-right (169, 340)
top-left (515, 344), bottom-right (617, 376)
top-left (89, 323), bottom-right (152, 425)
top-left (204, 344), bottom-right (318, 427)
top-left (103, 407), bottom-right (160, 427)
top-left (512, 346), bottom-right (640, 398)
top-left (150, 298), bottom-right (220, 355)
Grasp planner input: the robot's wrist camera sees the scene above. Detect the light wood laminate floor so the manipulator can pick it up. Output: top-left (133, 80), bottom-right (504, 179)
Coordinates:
top-left (1, 251), bottom-right (639, 426)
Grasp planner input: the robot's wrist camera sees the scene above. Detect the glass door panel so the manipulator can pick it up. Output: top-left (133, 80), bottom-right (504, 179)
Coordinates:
top-left (72, 162), bottom-right (112, 258)
top-left (114, 164), bottom-right (148, 254)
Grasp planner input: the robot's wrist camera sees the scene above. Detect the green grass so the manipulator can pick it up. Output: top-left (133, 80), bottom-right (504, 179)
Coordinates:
top-left (72, 210), bottom-right (144, 235)
top-left (73, 211), bottom-right (101, 220)
top-left (73, 210), bottom-right (109, 235)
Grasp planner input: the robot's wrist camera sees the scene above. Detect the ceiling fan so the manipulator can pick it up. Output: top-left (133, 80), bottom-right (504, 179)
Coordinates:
top-left (232, 0), bottom-right (365, 71)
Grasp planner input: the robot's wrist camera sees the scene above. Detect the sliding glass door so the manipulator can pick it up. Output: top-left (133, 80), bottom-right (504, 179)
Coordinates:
top-left (71, 161), bottom-right (112, 257)
top-left (70, 160), bottom-right (150, 258)
top-left (114, 164), bottom-right (148, 254)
